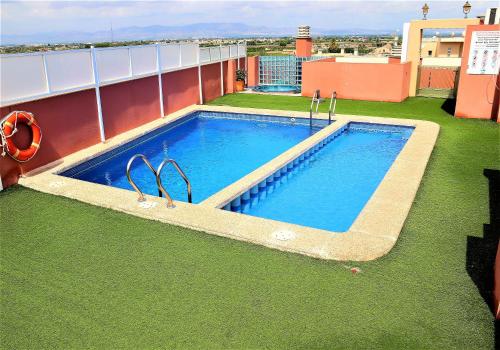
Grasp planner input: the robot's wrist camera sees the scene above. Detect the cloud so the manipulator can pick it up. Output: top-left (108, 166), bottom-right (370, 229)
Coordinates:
top-left (1, 1), bottom-right (498, 36)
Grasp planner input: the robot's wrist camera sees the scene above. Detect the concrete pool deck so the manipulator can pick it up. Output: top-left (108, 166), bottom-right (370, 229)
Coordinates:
top-left (19, 105), bottom-right (439, 261)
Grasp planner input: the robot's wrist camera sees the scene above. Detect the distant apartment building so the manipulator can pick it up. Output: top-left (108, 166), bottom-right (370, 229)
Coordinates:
top-left (420, 36), bottom-right (464, 58)
top-left (373, 43), bottom-right (393, 55)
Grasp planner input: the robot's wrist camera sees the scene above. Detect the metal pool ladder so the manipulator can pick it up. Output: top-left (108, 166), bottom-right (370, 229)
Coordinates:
top-left (328, 91), bottom-right (337, 125)
top-left (126, 154), bottom-right (192, 208)
top-left (157, 159), bottom-right (192, 204)
top-left (309, 89), bottom-right (323, 128)
top-left (309, 90), bottom-right (337, 127)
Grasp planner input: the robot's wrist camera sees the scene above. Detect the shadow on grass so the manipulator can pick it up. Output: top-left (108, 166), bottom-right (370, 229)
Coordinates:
top-left (440, 98), bottom-right (456, 116)
top-left (466, 169), bottom-right (500, 345)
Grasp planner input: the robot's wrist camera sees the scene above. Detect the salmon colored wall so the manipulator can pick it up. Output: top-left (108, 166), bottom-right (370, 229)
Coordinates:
top-left (296, 38), bottom-right (312, 57)
top-left (494, 243), bottom-right (500, 319)
top-left (201, 63), bottom-right (222, 103)
top-left (222, 61), bottom-right (229, 94)
top-left (419, 68), bottom-right (458, 89)
top-left (161, 67), bottom-right (200, 115)
top-left (320, 58), bottom-right (336, 63)
top-left (224, 60), bottom-right (236, 94)
top-left (302, 59), bottom-right (411, 102)
top-left (238, 57), bottom-right (245, 71)
top-left (247, 56), bottom-right (259, 87)
top-left (100, 76), bottom-right (161, 139)
top-left (455, 24), bottom-right (500, 121)
top-left (0, 89), bottom-right (100, 187)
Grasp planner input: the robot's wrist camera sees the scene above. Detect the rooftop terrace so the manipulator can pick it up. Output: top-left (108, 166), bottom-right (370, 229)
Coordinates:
top-left (1, 95), bottom-right (498, 349)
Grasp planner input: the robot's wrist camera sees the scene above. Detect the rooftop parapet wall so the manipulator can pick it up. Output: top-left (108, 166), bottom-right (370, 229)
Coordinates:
top-left (0, 41), bottom-right (249, 189)
top-left (0, 56), bottom-right (244, 189)
top-left (301, 58), bottom-right (410, 102)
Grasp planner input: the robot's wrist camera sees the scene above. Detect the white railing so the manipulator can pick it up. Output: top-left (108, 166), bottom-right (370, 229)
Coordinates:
top-left (0, 42), bottom-right (247, 107)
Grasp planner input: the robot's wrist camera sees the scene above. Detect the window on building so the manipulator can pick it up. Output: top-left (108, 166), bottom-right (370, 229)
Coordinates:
top-left (428, 50), bottom-right (432, 56)
top-left (447, 48), bottom-right (452, 57)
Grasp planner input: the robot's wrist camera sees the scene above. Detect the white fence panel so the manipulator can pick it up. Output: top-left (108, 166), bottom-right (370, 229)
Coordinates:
top-left (160, 44), bottom-right (181, 70)
top-left (96, 48), bottom-right (131, 83)
top-left (0, 54), bottom-right (48, 103)
top-left (46, 50), bottom-right (94, 92)
top-left (199, 48), bottom-right (211, 63)
top-left (240, 44), bottom-right (247, 57)
top-left (229, 45), bottom-right (238, 58)
top-left (220, 46), bottom-right (230, 60)
top-left (1, 42), bottom-right (245, 106)
top-left (130, 46), bottom-right (157, 76)
top-left (209, 47), bottom-right (221, 61)
top-left (180, 43), bottom-right (198, 67)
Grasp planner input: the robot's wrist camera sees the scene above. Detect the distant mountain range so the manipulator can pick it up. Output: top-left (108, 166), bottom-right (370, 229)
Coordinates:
top-left (1, 22), bottom-right (393, 45)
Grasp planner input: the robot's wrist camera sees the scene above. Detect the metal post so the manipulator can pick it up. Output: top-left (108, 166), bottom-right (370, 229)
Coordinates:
top-left (41, 54), bottom-right (52, 94)
top-left (128, 47), bottom-right (133, 77)
top-left (197, 45), bottom-right (203, 104)
top-left (90, 46), bottom-right (106, 142)
top-left (220, 44), bottom-right (224, 96)
top-left (237, 42), bottom-right (240, 69)
top-left (179, 42), bottom-right (182, 67)
top-left (156, 43), bottom-right (165, 118)
top-left (244, 41), bottom-right (248, 86)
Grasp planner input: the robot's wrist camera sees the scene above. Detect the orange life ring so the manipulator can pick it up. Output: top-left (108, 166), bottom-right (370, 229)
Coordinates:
top-left (2, 111), bottom-right (42, 162)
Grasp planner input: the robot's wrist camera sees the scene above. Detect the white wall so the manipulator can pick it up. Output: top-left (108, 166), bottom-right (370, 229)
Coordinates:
top-left (421, 57), bottom-right (462, 67)
top-left (335, 56), bottom-right (390, 64)
top-left (401, 22), bottom-right (410, 63)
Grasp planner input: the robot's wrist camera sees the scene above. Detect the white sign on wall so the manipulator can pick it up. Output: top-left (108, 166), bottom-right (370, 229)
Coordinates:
top-left (467, 30), bottom-right (500, 75)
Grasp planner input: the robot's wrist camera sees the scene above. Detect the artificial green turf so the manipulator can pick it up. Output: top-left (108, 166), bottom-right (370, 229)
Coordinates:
top-left (1, 96), bottom-right (499, 349)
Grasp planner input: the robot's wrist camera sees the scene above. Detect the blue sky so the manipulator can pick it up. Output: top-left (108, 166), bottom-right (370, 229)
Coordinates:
top-left (1, 0), bottom-right (497, 35)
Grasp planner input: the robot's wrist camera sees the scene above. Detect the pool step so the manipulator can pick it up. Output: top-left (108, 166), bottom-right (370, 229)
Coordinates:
top-left (224, 124), bottom-right (349, 213)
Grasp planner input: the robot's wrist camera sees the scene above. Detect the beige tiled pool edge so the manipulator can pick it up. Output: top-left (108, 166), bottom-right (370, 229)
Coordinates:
top-left (19, 105), bottom-right (439, 261)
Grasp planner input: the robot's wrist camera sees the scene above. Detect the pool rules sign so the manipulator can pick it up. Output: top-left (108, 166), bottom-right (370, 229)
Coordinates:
top-left (467, 30), bottom-right (500, 75)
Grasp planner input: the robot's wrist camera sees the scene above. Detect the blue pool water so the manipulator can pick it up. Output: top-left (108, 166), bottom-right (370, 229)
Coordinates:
top-left (61, 111), bottom-right (324, 203)
top-left (253, 85), bottom-right (300, 93)
top-left (231, 123), bottom-right (414, 232)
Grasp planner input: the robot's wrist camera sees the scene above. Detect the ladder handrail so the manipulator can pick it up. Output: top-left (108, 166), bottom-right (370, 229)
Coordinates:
top-left (328, 91), bottom-right (337, 125)
top-left (157, 159), bottom-right (192, 206)
top-left (126, 154), bottom-right (192, 208)
top-left (126, 154), bottom-right (162, 202)
top-left (310, 90), bottom-right (321, 128)
top-left (310, 90), bottom-right (318, 112)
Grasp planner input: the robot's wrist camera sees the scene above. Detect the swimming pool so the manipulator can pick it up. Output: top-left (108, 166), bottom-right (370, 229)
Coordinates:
top-left (253, 85), bottom-right (300, 93)
top-left (61, 111), bottom-right (327, 203)
top-left (223, 122), bottom-right (414, 232)
top-left (24, 106), bottom-right (438, 260)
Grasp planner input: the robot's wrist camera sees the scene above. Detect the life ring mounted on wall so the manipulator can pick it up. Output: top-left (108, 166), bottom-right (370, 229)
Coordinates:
top-left (0, 111), bottom-right (42, 162)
